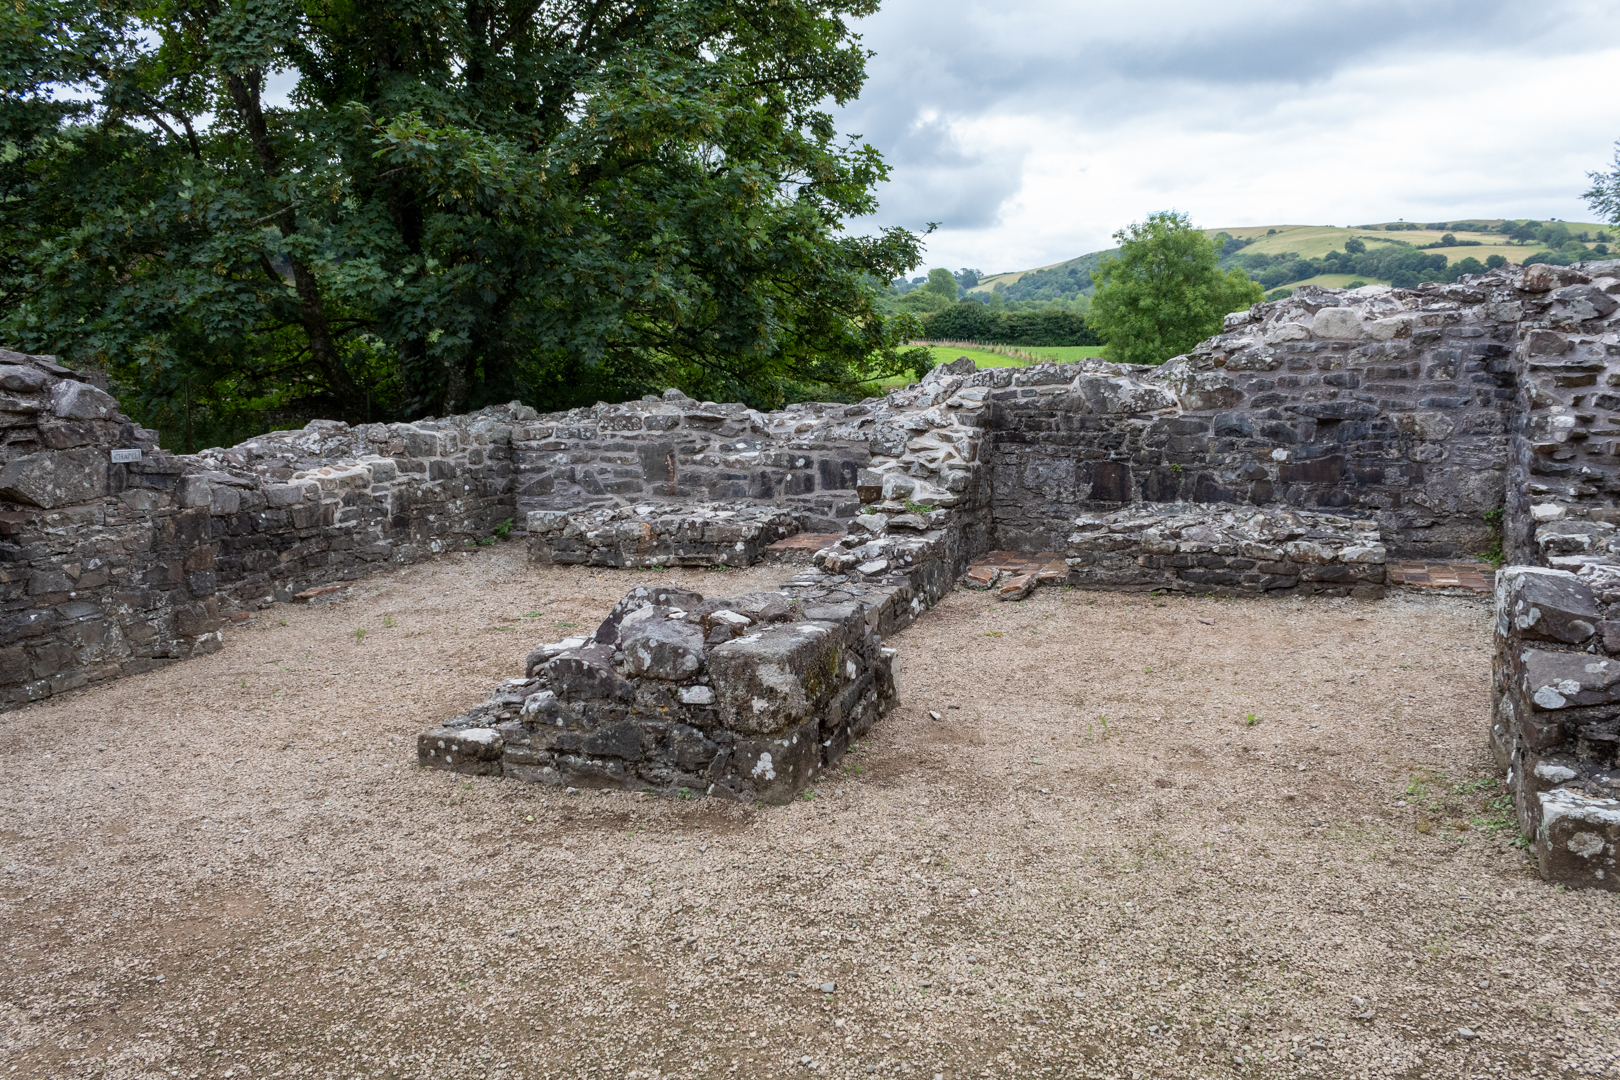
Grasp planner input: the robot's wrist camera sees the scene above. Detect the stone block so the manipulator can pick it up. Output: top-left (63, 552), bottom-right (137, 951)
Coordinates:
top-left (546, 643), bottom-right (631, 701)
top-left (0, 449), bottom-right (108, 509)
top-left (619, 615), bottom-right (706, 681)
top-left (708, 622), bottom-right (841, 735)
top-left (1535, 789), bottom-right (1620, 890)
top-left (418, 727), bottom-right (504, 776)
top-left (1519, 648), bottom-right (1620, 710)
top-left (49, 380), bottom-right (119, 421)
top-left (1500, 567), bottom-right (1598, 645)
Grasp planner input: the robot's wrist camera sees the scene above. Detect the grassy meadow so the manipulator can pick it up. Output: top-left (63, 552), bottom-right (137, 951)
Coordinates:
top-left (969, 219), bottom-right (1616, 296)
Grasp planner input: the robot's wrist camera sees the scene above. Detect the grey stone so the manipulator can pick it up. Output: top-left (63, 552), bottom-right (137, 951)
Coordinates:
top-left (1502, 568), bottom-right (1598, 644)
top-left (1520, 649), bottom-right (1620, 711)
top-left (49, 380), bottom-right (119, 421)
top-left (708, 622), bottom-right (841, 735)
top-left (619, 615), bottom-right (706, 680)
top-left (0, 365), bottom-right (50, 392)
top-left (547, 644), bottom-right (631, 701)
top-left (0, 449), bottom-right (108, 508)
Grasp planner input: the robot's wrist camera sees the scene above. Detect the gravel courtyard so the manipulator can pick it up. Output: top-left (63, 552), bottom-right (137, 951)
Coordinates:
top-left (2, 546), bottom-right (1617, 1080)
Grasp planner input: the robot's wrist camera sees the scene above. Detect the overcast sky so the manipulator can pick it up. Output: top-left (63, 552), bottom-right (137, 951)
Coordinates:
top-left (835, 0), bottom-right (1620, 276)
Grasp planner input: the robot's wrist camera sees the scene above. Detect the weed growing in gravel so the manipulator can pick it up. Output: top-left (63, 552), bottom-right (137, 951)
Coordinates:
top-left (354, 627), bottom-right (366, 643)
top-left (1245, 713), bottom-right (1261, 726)
top-left (382, 615), bottom-right (396, 628)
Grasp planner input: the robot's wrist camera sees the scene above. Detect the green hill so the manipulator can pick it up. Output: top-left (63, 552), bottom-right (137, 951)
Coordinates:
top-left (966, 218), bottom-right (1616, 301)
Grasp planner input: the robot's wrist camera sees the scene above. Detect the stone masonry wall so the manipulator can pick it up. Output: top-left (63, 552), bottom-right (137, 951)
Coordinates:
top-left (1, 349), bottom-right (525, 707)
top-left (988, 282), bottom-right (1519, 555)
top-left (1488, 259), bottom-right (1620, 892)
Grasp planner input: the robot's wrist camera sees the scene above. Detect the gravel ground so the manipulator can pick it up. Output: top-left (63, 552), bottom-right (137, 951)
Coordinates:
top-left (2, 546), bottom-right (1618, 1080)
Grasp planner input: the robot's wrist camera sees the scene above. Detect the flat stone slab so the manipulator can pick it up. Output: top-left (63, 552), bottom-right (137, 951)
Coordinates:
top-left (1388, 561), bottom-right (1495, 593)
top-left (969, 551), bottom-right (1067, 577)
top-left (765, 533), bottom-right (844, 552)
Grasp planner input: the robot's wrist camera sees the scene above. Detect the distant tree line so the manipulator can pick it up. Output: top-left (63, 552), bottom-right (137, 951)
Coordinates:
top-left (918, 305), bottom-right (1100, 346)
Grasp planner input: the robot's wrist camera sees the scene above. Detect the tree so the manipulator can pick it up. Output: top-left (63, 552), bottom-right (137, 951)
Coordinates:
top-left (1, 0), bottom-right (926, 443)
top-left (924, 268), bottom-right (959, 300)
top-left (1344, 237), bottom-right (1367, 255)
top-left (1508, 222), bottom-right (1542, 245)
top-left (1086, 211), bottom-right (1264, 366)
top-left (1585, 141), bottom-right (1620, 224)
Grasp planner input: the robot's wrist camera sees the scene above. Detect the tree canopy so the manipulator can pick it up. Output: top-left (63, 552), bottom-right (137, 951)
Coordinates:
top-left (2, 0), bottom-right (925, 448)
top-left (1087, 212), bottom-right (1263, 366)
top-left (1586, 141), bottom-right (1620, 225)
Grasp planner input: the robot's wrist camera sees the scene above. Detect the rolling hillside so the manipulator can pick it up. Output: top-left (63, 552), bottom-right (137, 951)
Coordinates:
top-left (968, 218), bottom-right (1616, 299)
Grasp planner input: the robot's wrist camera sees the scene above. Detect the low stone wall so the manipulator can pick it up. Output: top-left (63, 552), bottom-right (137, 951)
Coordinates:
top-left (1065, 504), bottom-right (1389, 598)
top-left (418, 584), bottom-right (896, 803)
top-left (527, 503), bottom-right (809, 568)
top-left (1492, 566), bottom-right (1620, 890)
top-left (0, 349), bottom-right (526, 707)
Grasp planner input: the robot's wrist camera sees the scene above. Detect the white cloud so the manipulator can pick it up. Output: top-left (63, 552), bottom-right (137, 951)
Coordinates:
top-left (839, 0), bottom-right (1620, 274)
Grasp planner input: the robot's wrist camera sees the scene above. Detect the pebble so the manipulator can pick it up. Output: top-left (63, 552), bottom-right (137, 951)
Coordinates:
top-left (1458, 1027), bottom-right (1478, 1040)
top-left (928, 710), bottom-right (941, 721)
top-left (821, 982), bottom-right (836, 994)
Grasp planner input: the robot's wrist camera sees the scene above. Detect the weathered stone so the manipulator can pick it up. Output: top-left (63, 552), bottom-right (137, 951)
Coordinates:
top-left (49, 380), bottom-right (119, 421)
top-left (0, 364), bottom-right (50, 392)
top-left (418, 727), bottom-right (504, 776)
top-left (619, 615), bottom-right (706, 680)
top-left (1500, 567), bottom-right (1598, 645)
top-left (708, 622), bottom-right (841, 735)
top-left (547, 644), bottom-right (631, 701)
top-left (1535, 789), bottom-right (1620, 891)
top-left (1519, 649), bottom-right (1620, 711)
top-left (0, 449), bottom-right (108, 508)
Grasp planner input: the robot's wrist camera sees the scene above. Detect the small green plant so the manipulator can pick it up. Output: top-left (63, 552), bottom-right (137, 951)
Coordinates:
top-left (279, 619), bottom-right (287, 626)
top-left (903, 499), bottom-right (935, 514)
top-left (1170, 463), bottom-right (1183, 474)
top-left (354, 627), bottom-right (367, 643)
top-left (1244, 713), bottom-right (1260, 726)
top-left (1476, 507), bottom-right (1505, 567)
top-left (382, 614), bottom-right (396, 628)
top-left (493, 517), bottom-right (514, 541)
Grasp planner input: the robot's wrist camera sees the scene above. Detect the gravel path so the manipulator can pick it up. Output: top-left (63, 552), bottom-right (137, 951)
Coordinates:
top-left (2, 547), bottom-right (1617, 1080)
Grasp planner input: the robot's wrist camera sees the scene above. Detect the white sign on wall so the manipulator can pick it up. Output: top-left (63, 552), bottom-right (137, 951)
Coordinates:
top-left (110, 448), bottom-right (142, 463)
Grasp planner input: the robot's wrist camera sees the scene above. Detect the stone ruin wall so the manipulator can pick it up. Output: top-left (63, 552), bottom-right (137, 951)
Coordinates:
top-left (7, 260), bottom-right (1620, 886)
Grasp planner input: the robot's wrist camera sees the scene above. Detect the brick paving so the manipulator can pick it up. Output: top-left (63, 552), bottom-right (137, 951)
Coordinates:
top-left (1386, 560), bottom-right (1496, 593)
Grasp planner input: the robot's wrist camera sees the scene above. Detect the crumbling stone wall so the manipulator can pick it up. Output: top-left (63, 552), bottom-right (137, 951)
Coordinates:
top-left (986, 284), bottom-right (1518, 555)
top-left (1, 348), bottom-right (525, 707)
top-left (420, 583), bottom-right (897, 803)
top-left (1487, 260), bottom-right (1620, 891)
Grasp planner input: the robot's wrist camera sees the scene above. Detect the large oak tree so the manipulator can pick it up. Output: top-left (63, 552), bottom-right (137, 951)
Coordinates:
top-left (2, 0), bottom-right (924, 446)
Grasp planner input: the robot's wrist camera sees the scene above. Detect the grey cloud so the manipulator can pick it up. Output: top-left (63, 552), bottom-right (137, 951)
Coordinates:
top-left (847, 112), bottom-right (1021, 232)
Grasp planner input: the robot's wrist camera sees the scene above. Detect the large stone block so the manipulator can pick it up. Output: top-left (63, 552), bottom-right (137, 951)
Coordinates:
top-left (708, 622), bottom-right (841, 735)
top-left (418, 727), bottom-right (504, 776)
top-left (1535, 789), bottom-right (1620, 890)
top-left (49, 380), bottom-right (119, 421)
top-left (618, 615), bottom-right (706, 680)
top-left (1499, 567), bottom-right (1597, 645)
top-left (1518, 649), bottom-right (1620, 711)
top-left (0, 449), bottom-right (108, 508)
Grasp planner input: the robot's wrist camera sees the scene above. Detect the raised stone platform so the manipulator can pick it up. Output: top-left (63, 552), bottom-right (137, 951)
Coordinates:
top-left (1064, 504), bottom-right (1388, 598)
top-left (419, 583), bottom-right (896, 803)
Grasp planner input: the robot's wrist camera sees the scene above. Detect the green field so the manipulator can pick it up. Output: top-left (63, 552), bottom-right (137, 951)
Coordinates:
top-left (868, 344), bottom-right (1108, 391)
top-left (1020, 345), bottom-right (1107, 362)
top-left (969, 219), bottom-right (1615, 296)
